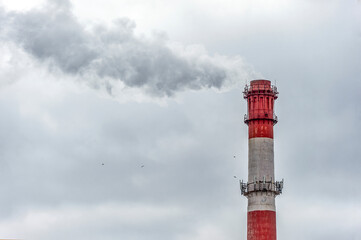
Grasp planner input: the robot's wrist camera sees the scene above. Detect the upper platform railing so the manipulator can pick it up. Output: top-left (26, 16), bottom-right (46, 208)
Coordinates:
top-left (243, 84), bottom-right (278, 99)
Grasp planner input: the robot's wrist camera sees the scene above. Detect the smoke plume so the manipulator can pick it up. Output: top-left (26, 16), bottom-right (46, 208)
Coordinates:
top-left (0, 0), bottom-right (257, 96)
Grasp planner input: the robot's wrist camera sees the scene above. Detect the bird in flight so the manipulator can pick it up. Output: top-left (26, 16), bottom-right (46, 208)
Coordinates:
top-left (102, 163), bottom-right (104, 166)
top-left (234, 176), bottom-right (237, 178)
top-left (141, 165), bottom-right (144, 168)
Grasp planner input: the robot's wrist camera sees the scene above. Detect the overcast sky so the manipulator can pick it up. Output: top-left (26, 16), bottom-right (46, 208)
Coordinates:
top-left (0, 0), bottom-right (360, 239)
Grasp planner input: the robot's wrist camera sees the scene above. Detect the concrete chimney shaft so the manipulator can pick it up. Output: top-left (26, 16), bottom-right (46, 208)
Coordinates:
top-left (241, 79), bottom-right (283, 240)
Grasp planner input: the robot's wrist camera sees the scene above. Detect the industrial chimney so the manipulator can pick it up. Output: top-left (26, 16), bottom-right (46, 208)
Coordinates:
top-left (241, 79), bottom-right (283, 240)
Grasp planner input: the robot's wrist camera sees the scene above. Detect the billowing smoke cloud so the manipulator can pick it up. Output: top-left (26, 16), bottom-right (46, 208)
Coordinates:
top-left (0, 0), bottom-right (257, 96)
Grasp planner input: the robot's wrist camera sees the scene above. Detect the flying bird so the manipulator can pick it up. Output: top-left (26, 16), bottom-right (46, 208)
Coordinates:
top-left (102, 163), bottom-right (104, 166)
top-left (234, 176), bottom-right (237, 178)
top-left (141, 165), bottom-right (144, 168)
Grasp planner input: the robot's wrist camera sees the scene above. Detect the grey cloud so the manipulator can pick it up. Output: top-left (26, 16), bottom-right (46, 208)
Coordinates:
top-left (0, 0), bottom-right (255, 97)
top-left (0, 81), bottom-right (247, 239)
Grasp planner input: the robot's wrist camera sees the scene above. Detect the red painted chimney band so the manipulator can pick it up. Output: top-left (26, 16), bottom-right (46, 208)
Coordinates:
top-left (248, 210), bottom-right (277, 240)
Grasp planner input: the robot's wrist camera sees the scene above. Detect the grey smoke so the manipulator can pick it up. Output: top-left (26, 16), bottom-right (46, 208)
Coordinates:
top-left (0, 0), bottom-right (256, 96)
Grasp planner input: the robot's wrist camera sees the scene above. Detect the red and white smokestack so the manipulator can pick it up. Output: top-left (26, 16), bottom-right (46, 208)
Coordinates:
top-left (241, 79), bottom-right (283, 240)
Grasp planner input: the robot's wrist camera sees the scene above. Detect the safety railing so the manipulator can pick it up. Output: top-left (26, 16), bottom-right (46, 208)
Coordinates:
top-left (244, 113), bottom-right (278, 125)
top-left (243, 85), bottom-right (278, 99)
top-left (240, 179), bottom-right (284, 196)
